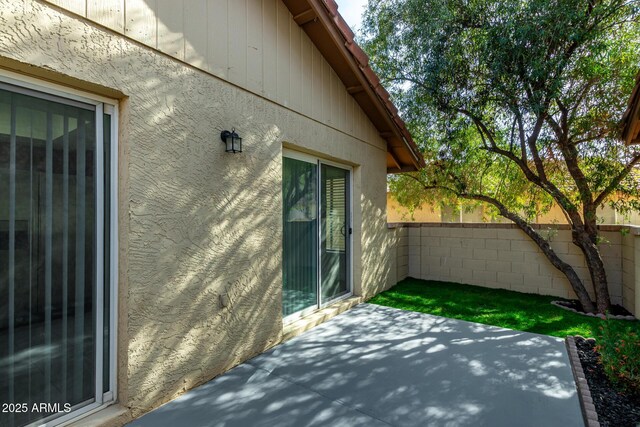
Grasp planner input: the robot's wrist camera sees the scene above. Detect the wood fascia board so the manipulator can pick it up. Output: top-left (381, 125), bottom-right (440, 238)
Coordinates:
top-left (624, 102), bottom-right (640, 145)
top-left (386, 165), bottom-right (419, 174)
top-left (293, 8), bottom-right (317, 26)
top-left (622, 73), bottom-right (640, 145)
top-left (379, 131), bottom-right (395, 140)
top-left (387, 145), bottom-right (402, 170)
top-left (285, 0), bottom-right (422, 170)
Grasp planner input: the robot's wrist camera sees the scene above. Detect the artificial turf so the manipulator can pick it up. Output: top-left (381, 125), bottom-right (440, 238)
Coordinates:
top-left (368, 278), bottom-right (638, 338)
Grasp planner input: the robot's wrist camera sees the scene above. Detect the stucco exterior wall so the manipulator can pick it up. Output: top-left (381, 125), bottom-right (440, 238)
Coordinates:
top-left (0, 0), bottom-right (393, 420)
top-left (43, 0), bottom-right (382, 146)
top-left (390, 223), bottom-right (640, 315)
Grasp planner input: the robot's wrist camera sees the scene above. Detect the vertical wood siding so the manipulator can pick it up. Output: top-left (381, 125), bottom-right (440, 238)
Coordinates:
top-left (45, 0), bottom-right (381, 144)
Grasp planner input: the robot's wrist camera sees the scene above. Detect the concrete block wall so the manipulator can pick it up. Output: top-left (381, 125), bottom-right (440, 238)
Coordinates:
top-left (622, 230), bottom-right (640, 315)
top-left (389, 223), bottom-right (640, 316)
top-left (395, 227), bottom-right (409, 282)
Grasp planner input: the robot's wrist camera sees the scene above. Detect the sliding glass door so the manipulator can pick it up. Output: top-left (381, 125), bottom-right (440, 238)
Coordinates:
top-left (0, 81), bottom-right (115, 427)
top-left (282, 153), bottom-right (351, 319)
top-left (320, 164), bottom-right (350, 304)
top-left (282, 157), bottom-right (318, 317)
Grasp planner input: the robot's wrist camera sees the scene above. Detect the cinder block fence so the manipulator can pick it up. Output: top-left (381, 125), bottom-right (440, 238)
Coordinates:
top-left (389, 223), bottom-right (640, 317)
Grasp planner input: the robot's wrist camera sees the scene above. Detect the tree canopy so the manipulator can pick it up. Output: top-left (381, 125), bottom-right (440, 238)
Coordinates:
top-left (363, 0), bottom-right (640, 312)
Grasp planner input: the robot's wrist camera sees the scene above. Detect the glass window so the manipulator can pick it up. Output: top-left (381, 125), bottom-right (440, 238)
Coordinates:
top-left (282, 154), bottom-right (352, 318)
top-left (0, 85), bottom-right (113, 427)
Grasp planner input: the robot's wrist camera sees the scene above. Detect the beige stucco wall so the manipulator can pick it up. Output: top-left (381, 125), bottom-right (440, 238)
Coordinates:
top-left (388, 193), bottom-right (640, 225)
top-left (390, 224), bottom-right (640, 315)
top-left (0, 0), bottom-right (395, 421)
top-left (387, 193), bottom-right (441, 223)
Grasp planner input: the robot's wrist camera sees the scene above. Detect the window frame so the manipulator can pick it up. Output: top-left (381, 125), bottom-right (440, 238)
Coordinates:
top-left (282, 149), bottom-right (354, 323)
top-left (0, 69), bottom-right (119, 427)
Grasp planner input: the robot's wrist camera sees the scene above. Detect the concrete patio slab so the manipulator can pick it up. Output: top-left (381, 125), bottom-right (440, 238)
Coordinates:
top-left (128, 304), bottom-right (583, 427)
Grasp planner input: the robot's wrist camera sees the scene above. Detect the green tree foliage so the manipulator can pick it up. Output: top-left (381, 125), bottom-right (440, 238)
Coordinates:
top-left (363, 0), bottom-right (640, 312)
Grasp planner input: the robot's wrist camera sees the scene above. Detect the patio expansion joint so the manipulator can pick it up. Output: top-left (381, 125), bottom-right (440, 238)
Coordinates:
top-left (565, 336), bottom-right (600, 427)
top-left (245, 362), bottom-right (394, 426)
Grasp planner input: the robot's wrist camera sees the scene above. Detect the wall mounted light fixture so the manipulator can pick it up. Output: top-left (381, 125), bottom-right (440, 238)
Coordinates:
top-left (220, 128), bottom-right (242, 153)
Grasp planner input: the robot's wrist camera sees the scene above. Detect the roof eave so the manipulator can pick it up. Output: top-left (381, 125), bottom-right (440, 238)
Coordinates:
top-left (621, 72), bottom-right (640, 145)
top-left (281, 0), bottom-right (425, 172)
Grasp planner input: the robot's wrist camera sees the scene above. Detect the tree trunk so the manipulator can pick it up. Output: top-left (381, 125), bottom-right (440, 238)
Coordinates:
top-left (494, 210), bottom-right (598, 313)
top-left (573, 231), bottom-right (611, 313)
top-left (454, 194), bottom-right (599, 313)
top-left (531, 238), bottom-right (597, 314)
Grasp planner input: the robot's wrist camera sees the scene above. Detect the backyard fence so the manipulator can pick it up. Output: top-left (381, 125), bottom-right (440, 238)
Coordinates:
top-left (388, 223), bottom-right (640, 317)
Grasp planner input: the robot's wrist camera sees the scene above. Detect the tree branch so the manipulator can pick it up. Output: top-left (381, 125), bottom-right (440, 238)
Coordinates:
top-left (571, 131), bottom-right (609, 145)
top-left (523, 112), bottom-right (548, 180)
top-left (408, 176), bottom-right (596, 311)
top-left (514, 108), bottom-right (529, 162)
top-left (594, 153), bottom-right (640, 206)
top-left (396, 75), bottom-right (586, 229)
top-left (454, 106), bottom-right (584, 228)
top-left (546, 107), bottom-right (594, 206)
top-left (568, 79), bottom-right (598, 127)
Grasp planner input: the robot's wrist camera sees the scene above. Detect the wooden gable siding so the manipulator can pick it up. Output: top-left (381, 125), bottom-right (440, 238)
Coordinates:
top-left (44, 0), bottom-right (382, 147)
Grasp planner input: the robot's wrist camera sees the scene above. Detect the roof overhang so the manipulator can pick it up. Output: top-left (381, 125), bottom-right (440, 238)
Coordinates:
top-left (281, 0), bottom-right (425, 173)
top-left (622, 72), bottom-right (640, 145)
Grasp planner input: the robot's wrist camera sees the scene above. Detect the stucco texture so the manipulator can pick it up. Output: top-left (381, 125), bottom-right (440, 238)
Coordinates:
top-left (0, 0), bottom-right (395, 419)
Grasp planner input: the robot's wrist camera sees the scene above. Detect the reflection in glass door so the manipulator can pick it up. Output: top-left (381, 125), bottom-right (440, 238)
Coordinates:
top-left (320, 164), bottom-right (350, 305)
top-left (282, 154), bottom-right (351, 319)
top-left (282, 157), bottom-right (318, 317)
top-left (0, 83), bottom-right (114, 427)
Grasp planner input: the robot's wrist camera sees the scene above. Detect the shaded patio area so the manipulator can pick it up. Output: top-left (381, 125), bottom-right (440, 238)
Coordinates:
top-left (129, 304), bottom-right (583, 427)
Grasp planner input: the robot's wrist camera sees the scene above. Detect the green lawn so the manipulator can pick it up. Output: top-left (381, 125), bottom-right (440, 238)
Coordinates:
top-left (368, 278), bottom-right (638, 338)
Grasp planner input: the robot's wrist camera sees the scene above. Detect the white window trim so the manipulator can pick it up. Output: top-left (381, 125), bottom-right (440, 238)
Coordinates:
top-left (0, 69), bottom-right (119, 427)
top-left (0, 69), bottom-right (118, 105)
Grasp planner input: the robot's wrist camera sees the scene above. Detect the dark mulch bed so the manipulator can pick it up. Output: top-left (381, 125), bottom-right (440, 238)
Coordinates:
top-left (558, 300), bottom-right (634, 317)
top-left (575, 336), bottom-right (640, 427)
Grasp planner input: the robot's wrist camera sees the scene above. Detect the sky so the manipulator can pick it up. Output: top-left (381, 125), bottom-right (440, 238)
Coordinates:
top-left (334, 0), bottom-right (368, 33)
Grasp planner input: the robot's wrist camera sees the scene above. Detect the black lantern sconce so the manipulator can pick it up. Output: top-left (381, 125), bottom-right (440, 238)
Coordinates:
top-left (220, 128), bottom-right (242, 153)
